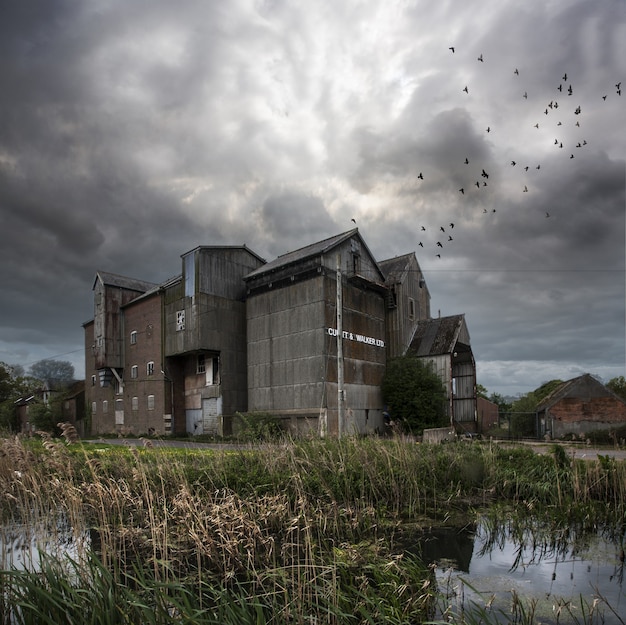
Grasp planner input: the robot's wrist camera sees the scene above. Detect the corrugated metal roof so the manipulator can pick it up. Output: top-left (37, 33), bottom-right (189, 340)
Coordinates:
top-left (244, 228), bottom-right (361, 280)
top-left (408, 314), bottom-right (466, 356)
top-left (94, 271), bottom-right (158, 293)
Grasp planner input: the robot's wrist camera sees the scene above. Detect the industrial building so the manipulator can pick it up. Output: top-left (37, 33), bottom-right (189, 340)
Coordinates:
top-left (84, 229), bottom-right (477, 437)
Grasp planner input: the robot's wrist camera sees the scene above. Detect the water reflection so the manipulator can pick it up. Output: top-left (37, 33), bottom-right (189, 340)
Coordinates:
top-left (0, 514), bottom-right (89, 572)
top-left (418, 513), bottom-right (625, 624)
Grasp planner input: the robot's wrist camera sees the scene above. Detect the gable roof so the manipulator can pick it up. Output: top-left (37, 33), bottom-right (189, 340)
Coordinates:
top-left (536, 373), bottom-right (624, 411)
top-left (378, 253), bottom-right (415, 284)
top-left (93, 271), bottom-right (158, 294)
top-left (244, 228), bottom-right (384, 281)
top-left (407, 314), bottom-right (467, 357)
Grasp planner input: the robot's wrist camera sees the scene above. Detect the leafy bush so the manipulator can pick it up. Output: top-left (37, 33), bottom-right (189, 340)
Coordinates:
top-left (381, 356), bottom-right (447, 435)
top-left (233, 411), bottom-right (285, 442)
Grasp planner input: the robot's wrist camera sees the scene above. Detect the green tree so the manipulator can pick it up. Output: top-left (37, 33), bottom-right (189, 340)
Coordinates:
top-left (29, 359), bottom-right (74, 386)
top-left (0, 362), bottom-right (40, 431)
top-left (476, 383), bottom-right (489, 400)
top-left (607, 376), bottom-right (626, 401)
top-left (381, 356), bottom-right (447, 435)
top-left (511, 379), bottom-right (563, 414)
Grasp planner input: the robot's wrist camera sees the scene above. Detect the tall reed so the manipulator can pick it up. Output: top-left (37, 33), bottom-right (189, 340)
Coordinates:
top-left (1, 433), bottom-right (624, 623)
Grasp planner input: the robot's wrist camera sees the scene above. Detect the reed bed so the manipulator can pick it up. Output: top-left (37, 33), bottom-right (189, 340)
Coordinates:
top-left (0, 433), bottom-right (624, 624)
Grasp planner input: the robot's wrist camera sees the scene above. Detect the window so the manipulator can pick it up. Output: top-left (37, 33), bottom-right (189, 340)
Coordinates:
top-left (197, 354), bottom-right (206, 374)
top-left (132, 396), bottom-right (139, 411)
top-left (130, 330), bottom-right (137, 345)
top-left (102, 400), bottom-right (108, 413)
top-left (91, 375), bottom-right (96, 386)
top-left (147, 395), bottom-right (155, 410)
top-left (408, 297), bottom-right (415, 320)
top-left (176, 310), bottom-right (185, 331)
top-left (91, 401), bottom-right (97, 415)
top-left (131, 365), bottom-right (138, 379)
top-left (205, 356), bottom-right (220, 385)
top-left (147, 361), bottom-right (154, 376)
top-left (352, 253), bottom-right (360, 274)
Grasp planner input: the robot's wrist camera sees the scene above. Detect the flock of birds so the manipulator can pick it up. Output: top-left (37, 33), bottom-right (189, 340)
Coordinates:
top-left (408, 46), bottom-right (621, 259)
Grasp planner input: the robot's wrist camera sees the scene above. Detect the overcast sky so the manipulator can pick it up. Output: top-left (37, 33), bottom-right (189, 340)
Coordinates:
top-left (1, 0), bottom-right (624, 397)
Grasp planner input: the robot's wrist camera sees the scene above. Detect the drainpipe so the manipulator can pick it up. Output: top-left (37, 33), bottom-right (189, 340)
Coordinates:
top-left (337, 253), bottom-right (345, 438)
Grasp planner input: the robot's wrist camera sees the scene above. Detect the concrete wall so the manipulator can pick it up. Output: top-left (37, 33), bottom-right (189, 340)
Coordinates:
top-left (247, 272), bottom-right (387, 435)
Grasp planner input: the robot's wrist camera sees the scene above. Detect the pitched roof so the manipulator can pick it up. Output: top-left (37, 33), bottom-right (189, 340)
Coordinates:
top-left (94, 271), bottom-right (158, 293)
top-left (536, 373), bottom-right (623, 411)
top-left (408, 314), bottom-right (467, 356)
top-left (244, 228), bottom-right (381, 280)
top-left (378, 253), bottom-right (415, 283)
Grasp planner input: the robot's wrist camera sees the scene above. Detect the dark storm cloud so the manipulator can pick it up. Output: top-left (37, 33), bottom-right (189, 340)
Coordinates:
top-left (0, 0), bottom-right (623, 394)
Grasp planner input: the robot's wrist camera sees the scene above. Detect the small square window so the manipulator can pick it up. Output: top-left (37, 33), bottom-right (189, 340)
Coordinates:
top-left (131, 365), bottom-right (138, 379)
top-left (147, 361), bottom-right (154, 376)
top-left (130, 331), bottom-right (137, 345)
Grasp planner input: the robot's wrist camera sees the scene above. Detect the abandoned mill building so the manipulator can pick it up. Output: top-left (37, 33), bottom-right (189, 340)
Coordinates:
top-left (84, 229), bottom-right (477, 437)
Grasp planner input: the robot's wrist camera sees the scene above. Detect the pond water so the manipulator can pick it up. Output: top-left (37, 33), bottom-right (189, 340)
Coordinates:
top-left (0, 515), bottom-right (89, 572)
top-left (420, 515), bottom-right (626, 624)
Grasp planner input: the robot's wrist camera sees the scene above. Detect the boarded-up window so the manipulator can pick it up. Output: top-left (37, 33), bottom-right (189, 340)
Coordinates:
top-left (176, 310), bottom-right (185, 331)
top-left (147, 395), bottom-right (155, 410)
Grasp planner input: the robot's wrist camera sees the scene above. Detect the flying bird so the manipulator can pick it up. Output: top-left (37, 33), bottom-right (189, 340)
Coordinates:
top-left (511, 160), bottom-right (516, 166)
top-left (617, 82), bottom-right (622, 90)
top-left (440, 226), bottom-right (445, 232)
top-left (481, 169), bottom-right (489, 178)
top-left (351, 218), bottom-right (356, 224)
top-left (568, 85), bottom-right (573, 96)
top-left (523, 186), bottom-right (528, 192)
top-left (486, 126), bottom-right (491, 132)
top-left (557, 84), bottom-right (563, 92)
top-left (421, 226), bottom-right (426, 231)
top-left (459, 188), bottom-right (465, 194)
top-left (514, 68), bottom-right (519, 75)
top-left (437, 242), bottom-right (443, 248)
top-left (449, 223), bottom-right (454, 229)
top-left (419, 242), bottom-right (423, 247)
top-left (563, 73), bottom-right (568, 81)
top-left (534, 123), bottom-right (539, 128)
top-left (545, 212), bottom-right (550, 218)
top-left (448, 236), bottom-right (453, 241)
top-left (463, 86), bottom-right (469, 93)
top-left (523, 92), bottom-right (528, 99)
top-left (449, 46), bottom-right (455, 53)
top-left (464, 157), bottom-right (469, 164)
top-left (436, 254), bottom-right (441, 258)
top-left (417, 172), bottom-right (424, 179)
top-left (478, 54), bottom-right (484, 62)
top-left (475, 181), bottom-right (480, 188)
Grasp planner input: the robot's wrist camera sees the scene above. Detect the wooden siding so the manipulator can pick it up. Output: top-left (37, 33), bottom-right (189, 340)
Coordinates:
top-left (383, 254), bottom-right (431, 359)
